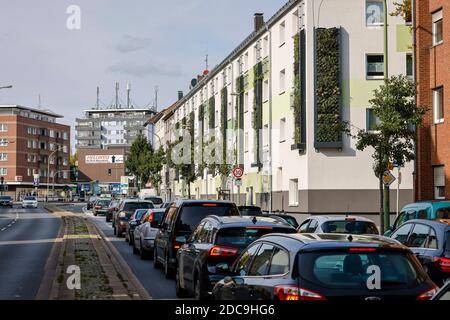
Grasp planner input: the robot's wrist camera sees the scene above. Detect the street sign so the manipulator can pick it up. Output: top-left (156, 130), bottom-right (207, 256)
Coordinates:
top-left (387, 163), bottom-right (394, 171)
top-left (15, 176), bottom-right (22, 182)
top-left (235, 179), bottom-right (242, 187)
top-left (232, 166), bottom-right (244, 179)
top-left (383, 170), bottom-right (396, 187)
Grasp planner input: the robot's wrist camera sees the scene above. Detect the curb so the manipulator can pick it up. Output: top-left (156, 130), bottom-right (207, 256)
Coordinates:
top-left (89, 219), bottom-right (152, 300)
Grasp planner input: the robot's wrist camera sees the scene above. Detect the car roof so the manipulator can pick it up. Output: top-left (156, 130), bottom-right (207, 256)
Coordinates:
top-left (238, 206), bottom-right (262, 209)
top-left (121, 199), bottom-right (153, 203)
top-left (206, 215), bottom-right (294, 229)
top-left (258, 233), bottom-right (406, 251)
top-left (399, 219), bottom-right (450, 230)
top-left (174, 199), bottom-right (235, 206)
top-left (402, 201), bottom-right (450, 211)
top-left (308, 215), bottom-right (375, 223)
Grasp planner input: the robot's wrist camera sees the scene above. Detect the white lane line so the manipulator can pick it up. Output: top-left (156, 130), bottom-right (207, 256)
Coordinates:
top-left (0, 208), bottom-right (20, 233)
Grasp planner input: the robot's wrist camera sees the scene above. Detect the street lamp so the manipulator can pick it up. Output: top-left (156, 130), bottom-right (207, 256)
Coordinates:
top-left (0, 85), bottom-right (13, 90)
top-left (47, 146), bottom-right (66, 201)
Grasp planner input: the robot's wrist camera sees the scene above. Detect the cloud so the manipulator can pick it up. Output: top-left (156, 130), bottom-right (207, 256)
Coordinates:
top-left (114, 35), bottom-right (152, 53)
top-left (107, 61), bottom-right (182, 77)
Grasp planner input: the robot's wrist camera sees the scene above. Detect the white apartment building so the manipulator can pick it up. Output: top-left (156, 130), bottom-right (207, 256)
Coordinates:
top-left (155, 0), bottom-right (414, 216)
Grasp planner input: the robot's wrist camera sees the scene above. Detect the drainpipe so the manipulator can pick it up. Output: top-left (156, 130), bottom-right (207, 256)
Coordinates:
top-left (265, 24), bottom-right (273, 214)
top-left (412, 0), bottom-right (418, 201)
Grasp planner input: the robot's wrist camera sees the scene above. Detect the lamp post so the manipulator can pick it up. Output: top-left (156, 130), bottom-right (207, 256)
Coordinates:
top-left (47, 146), bottom-right (65, 202)
top-left (0, 85), bottom-right (13, 90)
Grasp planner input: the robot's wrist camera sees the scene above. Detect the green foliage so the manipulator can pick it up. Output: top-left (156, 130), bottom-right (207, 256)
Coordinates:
top-left (218, 87), bottom-right (232, 178)
top-left (354, 75), bottom-right (428, 177)
top-left (293, 33), bottom-right (302, 145)
top-left (391, 0), bottom-right (412, 23)
top-left (208, 97), bottom-right (215, 129)
top-left (252, 62), bottom-right (263, 168)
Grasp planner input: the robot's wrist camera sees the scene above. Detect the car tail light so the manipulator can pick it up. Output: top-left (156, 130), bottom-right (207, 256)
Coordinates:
top-left (349, 248), bottom-right (377, 252)
top-left (416, 288), bottom-right (438, 300)
top-left (147, 212), bottom-right (155, 222)
top-left (433, 257), bottom-right (450, 273)
top-left (345, 217), bottom-right (356, 221)
top-left (202, 203), bottom-right (218, 207)
top-left (246, 226), bottom-right (273, 230)
top-left (95, 205), bottom-right (101, 209)
top-left (274, 285), bottom-right (326, 301)
top-left (208, 246), bottom-right (238, 257)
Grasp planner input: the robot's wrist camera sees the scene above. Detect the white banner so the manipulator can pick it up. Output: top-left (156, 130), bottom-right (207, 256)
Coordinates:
top-left (85, 155), bottom-right (124, 164)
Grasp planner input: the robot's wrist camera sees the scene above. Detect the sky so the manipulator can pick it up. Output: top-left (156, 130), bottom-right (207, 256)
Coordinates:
top-left (0, 0), bottom-right (287, 147)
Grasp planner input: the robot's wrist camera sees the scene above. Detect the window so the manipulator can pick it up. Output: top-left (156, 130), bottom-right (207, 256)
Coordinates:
top-left (279, 21), bottom-right (286, 46)
top-left (289, 179), bottom-right (299, 206)
top-left (27, 140), bottom-right (32, 149)
top-left (407, 224), bottom-right (431, 248)
top-left (63, 158), bottom-right (68, 166)
top-left (292, 11), bottom-right (299, 35)
top-left (243, 93), bottom-right (249, 113)
top-left (244, 52), bottom-right (249, 71)
top-left (268, 247), bottom-right (289, 275)
top-left (298, 220), bottom-right (310, 233)
top-left (391, 223), bottom-right (413, 244)
top-left (0, 153), bottom-right (7, 161)
top-left (366, 55), bottom-right (384, 79)
top-left (279, 69), bottom-right (286, 93)
top-left (433, 10), bottom-right (443, 46)
top-left (254, 41), bottom-right (262, 62)
top-left (406, 54), bottom-right (413, 79)
top-left (263, 36), bottom-right (269, 57)
top-left (235, 243), bottom-right (260, 277)
top-left (366, 108), bottom-right (380, 131)
top-left (263, 124), bottom-right (269, 147)
top-left (49, 130), bottom-right (54, 138)
top-left (434, 166), bottom-right (445, 200)
top-left (244, 132), bottom-right (249, 153)
top-left (0, 124), bottom-right (8, 132)
top-left (366, 0), bottom-right (384, 26)
top-left (63, 145), bottom-right (68, 153)
top-left (306, 219), bottom-right (319, 233)
top-left (279, 118), bottom-right (286, 142)
top-left (249, 244), bottom-right (274, 276)
top-left (0, 139), bottom-right (8, 147)
top-left (27, 168), bottom-right (31, 176)
top-left (0, 168), bottom-right (7, 176)
top-left (263, 80), bottom-right (269, 102)
top-left (63, 171), bottom-right (69, 179)
top-left (433, 87), bottom-right (444, 124)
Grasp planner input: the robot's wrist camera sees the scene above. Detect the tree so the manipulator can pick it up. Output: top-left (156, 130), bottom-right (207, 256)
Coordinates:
top-left (391, 0), bottom-right (412, 23)
top-left (126, 134), bottom-right (152, 190)
top-left (353, 75), bottom-right (427, 233)
top-left (147, 146), bottom-right (165, 193)
top-left (70, 152), bottom-right (78, 167)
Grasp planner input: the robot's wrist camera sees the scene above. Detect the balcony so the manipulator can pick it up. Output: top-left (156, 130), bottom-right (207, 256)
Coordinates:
top-left (76, 133), bottom-right (101, 140)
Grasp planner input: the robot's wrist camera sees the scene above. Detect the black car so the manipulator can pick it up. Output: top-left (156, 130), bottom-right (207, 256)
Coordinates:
top-left (212, 233), bottom-right (438, 301)
top-left (125, 209), bottom-right (149, 246)
top-left (265, 214), bottom-right (299, 229)
top-left (175, 216), bottom-right (297, 299)
top-left (0, 196), bottom-right (13, 208)
top-left (390, 219), bottom-right (450, 286)
top-left (238, 206), bottom-right (263, 216)
top-left (154, 200), bottom-right (240, 279)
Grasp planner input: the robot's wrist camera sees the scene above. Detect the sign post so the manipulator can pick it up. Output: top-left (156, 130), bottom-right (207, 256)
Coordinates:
top-left (232, 166), bottom-right (244, 205)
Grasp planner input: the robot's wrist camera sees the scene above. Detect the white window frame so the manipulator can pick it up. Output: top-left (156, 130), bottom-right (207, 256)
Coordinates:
top-left (0, 153), bottom-right (7, 161)
top-left (433, 87), bottom-right (444, 124)
top-left (366, 0), bottom-right (385, 27)
top-left (432, 10), bottom-right (444, 46)
top-left (0, 168), bottom-right (7, 176)
top-left (289, 179), bottom-right (299, 206)
top-left (0, 124), bottom-right (8, 132)
top-left (244, 132), bottom-right (249, 153)
top-left (0, 139), bottom-right (8, 147)
top-left (434, 166), bottom-right (445, 200)
top-left (279, 69), bottom-right (286, 94)
top-left (366, 54), bottom-right (384, 80)
top-left (279, 21), bottom-right (286, 46)
top-left (279, 118), bottom-right (286, 142)
top-left (263, 80), bottom-right (269, 102)
top-left (244, 93), bottom-right (249, 113)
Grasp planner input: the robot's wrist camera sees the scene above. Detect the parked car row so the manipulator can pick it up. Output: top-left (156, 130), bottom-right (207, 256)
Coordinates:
top-left (89, 197), bottom-right (450, 301)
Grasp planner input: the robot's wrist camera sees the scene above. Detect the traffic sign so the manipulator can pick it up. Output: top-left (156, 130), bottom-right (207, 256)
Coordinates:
top-left (235, 179), bottom-right (242, 187)
top-left (232, 166), bottom-right (244, 179)
top-left (383, 170), bottom-right (396, 187)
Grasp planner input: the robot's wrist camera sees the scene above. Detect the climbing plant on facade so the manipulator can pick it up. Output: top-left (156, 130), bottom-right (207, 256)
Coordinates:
top-left (252, 62), bottom-right (263, 169)
top-left (218, 87), bottom-right (231, 178)
top-left (293, 33), bottom-right (302, 145)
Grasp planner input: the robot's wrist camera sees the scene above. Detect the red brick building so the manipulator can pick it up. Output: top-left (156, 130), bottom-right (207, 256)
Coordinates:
top-left (415, 0), bottom-right (449, 200)
top-left (0, 105), bottom-right (71, 199)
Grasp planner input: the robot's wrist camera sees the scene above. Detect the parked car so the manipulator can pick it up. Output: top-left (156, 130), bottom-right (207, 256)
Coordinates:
top-left (238, 206), bottom-right (263, 216)
top-left (113, 200), bottom-right (155, 237)
top-left (385, 201), bottom-right (450, 236)
top-left (265, 214), bottom-right (299, 229)
top-left (154, 200), bottom-right (240, 279)
top-left (389, 219), bottom-right (450, 286)
top-left (175, 215), bottom-right (297, 299)
top-left (0, 196), bottom-right (13, 208)
top-left (298, 215), bottom-right (379, 235)
top-left (212, 233), bottom-right (438, 300)
top-left (133, 209), bottom-right (166, 260)
top-left (87, 196), bottom-right (97, 210)
top-left (106, 200), bottom-right (120, 222)
top-left (92, 199), bottom-right (111, 216)
top-left (143, 196), bottom-right (164, 208)
top-left (125, 209), bottom-right (149, 245)
top-left (22, 196), bottom-right (38, 208)
top-left (432, 280), bottom-right (450, 300)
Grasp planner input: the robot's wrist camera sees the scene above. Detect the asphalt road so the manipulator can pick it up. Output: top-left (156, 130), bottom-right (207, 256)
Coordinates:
top-left (0, 205), bottom-right (60, 300)
top-left (63, 203), bottom-right (177, 299)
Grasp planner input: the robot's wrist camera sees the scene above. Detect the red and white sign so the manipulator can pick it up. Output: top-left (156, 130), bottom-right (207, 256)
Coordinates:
top-left (232, 166), bottom-right (244, 179)
top-left (85, 154), bottom-right (124, 164)
top-left (15, 176), bottom-right (23, 182)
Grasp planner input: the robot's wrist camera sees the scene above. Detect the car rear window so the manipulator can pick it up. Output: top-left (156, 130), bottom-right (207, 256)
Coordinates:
top-left (24, 197), bottom-right (36, 201)
top-left (322, 220), bottom-right (379, 235)
top-left (123, 202), bottom-right (154, 213)
top-left (298, 250), bottom-right (425, 289)
top-left (216, 227), bottom-right (295, 248)
top-left (281, 216), bottom-right (299, 229)
top-left (177, 203), bottom-right (239, 234)
top-left (98, 200), bottom-right (110, 206)
top-left (239, 208), bottom-right (263, 216)
top-left (134, 209), bottom-right (147, 220)
top-left (146, 197), bottom-right (163, 205)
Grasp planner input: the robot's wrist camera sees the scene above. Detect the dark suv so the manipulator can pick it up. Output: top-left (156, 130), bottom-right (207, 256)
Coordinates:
top-left (113, 200), bottom-right (154, 237)
top-left (0, 196), bottom-right (13, 208)
top-left (212, 233), bottom-right (438, 300)
top-left (175, 215), bottom-right (297, 299)
top-left (154, 200), bottom-right (240, 278)
top-left (390, 219), bottom-right (450, 286)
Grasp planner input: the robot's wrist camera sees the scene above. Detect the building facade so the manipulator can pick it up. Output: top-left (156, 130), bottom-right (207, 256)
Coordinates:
top-left (0, 105), bottom-right (71, 198)
top-left (415, 0), bottom-right (449, 201)
top-left (154, 0), bottom-right (415, 216)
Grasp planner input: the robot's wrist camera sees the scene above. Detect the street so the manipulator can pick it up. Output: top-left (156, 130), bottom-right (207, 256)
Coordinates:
top-left (64, 204), bottom-right (177, 299)
top-left (0, 206), bottom-right (60, 300)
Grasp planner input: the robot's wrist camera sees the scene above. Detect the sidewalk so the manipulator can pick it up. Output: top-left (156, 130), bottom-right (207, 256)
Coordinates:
top-left (38, 204), bottom-right (151, 300)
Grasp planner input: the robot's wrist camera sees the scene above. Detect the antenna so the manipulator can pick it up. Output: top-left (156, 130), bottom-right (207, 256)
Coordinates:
top-left (154, 85), bottom-right (159, 110)
top-left (38, 94), bottom-right (41, 109)
top-left (115, 82), bottom-right (119, 109)
top-left (96, 86), bottom-right (100, 109)
top-left (205, 54), bottom-right (209, 70)
top-left (126, 82), bottom-right (131, 108)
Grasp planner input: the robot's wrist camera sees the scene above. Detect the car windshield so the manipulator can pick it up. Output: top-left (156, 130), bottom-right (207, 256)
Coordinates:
top-left (145, 197), bottom-right (163, 205)
top-left (437, 207), bottom-right (450, 219)
top-left (177, 203), bottom-right (239, 234)
top-left (0, 196), bottom-right (11, 200)
top-left (98, 200), bottom-right (110, 206)
top-left (24, 197), bottom-right (36, 201)
top-left (239, 207), bottom-right (263, 216)
top-left (298, 250), bottom-right (425, 289)
top-left (322, 220), bottom-right (379, 235)
top-left (123, 202), bottom-right (154, 213)
top-left (216, 227), bottom-right (296, 248)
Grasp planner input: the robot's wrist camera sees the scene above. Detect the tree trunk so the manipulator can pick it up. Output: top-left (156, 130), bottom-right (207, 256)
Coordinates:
top-left (383, 185), bottom-right (390, 233)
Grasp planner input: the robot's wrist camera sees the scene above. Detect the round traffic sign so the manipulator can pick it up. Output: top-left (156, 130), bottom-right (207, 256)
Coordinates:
top-left (232, 166), bottom-right (244, 179)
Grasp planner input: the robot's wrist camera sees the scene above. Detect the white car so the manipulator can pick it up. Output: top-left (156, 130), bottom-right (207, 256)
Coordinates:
top-left (133, 208), bottom-right (165, 259)
top-left (22, 196), bottom-right (38, 208)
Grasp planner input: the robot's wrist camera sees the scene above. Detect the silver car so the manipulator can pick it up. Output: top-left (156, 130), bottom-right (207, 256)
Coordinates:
top-left (133, 208), bottom-right (165, 260)
top-left (22, 196), bottom-right (38, 208)
top-left (298, 215), bottom-right (379, 235)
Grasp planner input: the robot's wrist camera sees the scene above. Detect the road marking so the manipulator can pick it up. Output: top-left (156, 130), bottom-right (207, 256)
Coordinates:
top-left (0, 208), bottom-right (20, 233)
